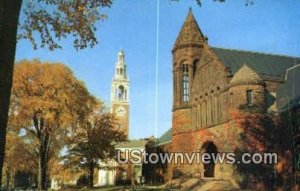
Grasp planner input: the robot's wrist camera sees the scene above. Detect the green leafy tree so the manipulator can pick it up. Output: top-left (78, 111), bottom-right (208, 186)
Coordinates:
top-left (65, 109), bottom-right (126, 188)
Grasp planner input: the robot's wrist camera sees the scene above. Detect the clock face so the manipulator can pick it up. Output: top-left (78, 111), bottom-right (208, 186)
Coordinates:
top-left (116, 106), bottom-right (126, 117)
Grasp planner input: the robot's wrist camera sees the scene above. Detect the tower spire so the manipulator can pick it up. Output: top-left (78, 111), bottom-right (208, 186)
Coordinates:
top-left (117, 50), bottom-right (125, 63)
top-left (111, 51), bottom-right (130, 138)
top-left (114, 50), bottom-right (127, 79)
top-left (173, 9), bottom-right (205, 51)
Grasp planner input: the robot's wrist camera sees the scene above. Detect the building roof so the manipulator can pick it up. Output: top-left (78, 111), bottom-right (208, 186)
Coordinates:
top-left (173, 9), bottom-right (205, 50)
top-left (211, 47), bottom-right (300, 80)
top-left (277, 65), bottom-right (300, 111)
top-left (155, 128), bottom-right (172, 146)
top-left (116, 140), bottom-right (147, 149)
top-left (230, 64), bottom-right (264, 86)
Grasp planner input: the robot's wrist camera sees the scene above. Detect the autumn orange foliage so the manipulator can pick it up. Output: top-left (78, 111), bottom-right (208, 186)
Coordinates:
top-left (8, 60), bottom-right (96, 190)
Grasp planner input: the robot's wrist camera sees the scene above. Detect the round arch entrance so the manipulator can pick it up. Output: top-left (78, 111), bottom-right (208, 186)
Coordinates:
top-left (201, 141), bottom-right (218, 178)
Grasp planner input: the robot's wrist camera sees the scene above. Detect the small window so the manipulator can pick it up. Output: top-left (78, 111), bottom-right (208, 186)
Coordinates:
top-left (246, 90), bottom-right (253, 106)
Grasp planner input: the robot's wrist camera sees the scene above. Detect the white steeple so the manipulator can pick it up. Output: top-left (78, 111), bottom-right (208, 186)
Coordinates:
top-left (114, 50), bottom-right (128, 80)
top-left (111, 51), bottom-right (130, 103)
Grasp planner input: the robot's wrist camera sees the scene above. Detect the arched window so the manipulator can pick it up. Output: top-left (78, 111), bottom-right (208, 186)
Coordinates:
top-left (182, 64), bottom-right (189, 102)
top-left (117, 85), bottom-right (125, 100)
top-left (246, 90), bottom-right (253, 106)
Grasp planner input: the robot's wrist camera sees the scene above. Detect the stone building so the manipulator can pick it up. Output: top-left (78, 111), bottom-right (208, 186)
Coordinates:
top-left (157, 9), bottom-right (300, 185)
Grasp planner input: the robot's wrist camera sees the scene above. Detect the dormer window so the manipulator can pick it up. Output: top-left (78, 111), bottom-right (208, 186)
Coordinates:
top-left (246, 90), bottom-right (253, 106)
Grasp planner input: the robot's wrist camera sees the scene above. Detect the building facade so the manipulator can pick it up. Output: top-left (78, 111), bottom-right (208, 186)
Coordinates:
top-left (164, 9), bottom-right (300, 185)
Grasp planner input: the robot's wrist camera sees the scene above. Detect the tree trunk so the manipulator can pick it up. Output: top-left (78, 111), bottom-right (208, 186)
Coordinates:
top-left (0, 0), bottom-right (22, 186)
top-left (89, 161), bottom-right (94, 188)
top-left (38, 137), bottom-right (48, 191)
top-left (6, 168), bottom-right (10, 190)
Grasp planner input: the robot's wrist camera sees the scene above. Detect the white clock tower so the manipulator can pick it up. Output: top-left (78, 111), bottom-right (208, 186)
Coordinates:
top-left (111, 51), bottom-right (130, 138)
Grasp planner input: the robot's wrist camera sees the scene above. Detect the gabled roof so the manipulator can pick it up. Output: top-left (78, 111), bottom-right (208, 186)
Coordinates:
top-left (155, 128), bottom-right (172, 146)
top-left (230, 64), bottom-right (264, 86)
top-left (211, 47), bottom-right (300, 80)
top-left (173, 9), bottom-right (205, 50)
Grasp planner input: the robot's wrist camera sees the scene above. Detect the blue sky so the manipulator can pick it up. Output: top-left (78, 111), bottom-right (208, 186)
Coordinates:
top-left (15, 0), bottom-right (300, 139)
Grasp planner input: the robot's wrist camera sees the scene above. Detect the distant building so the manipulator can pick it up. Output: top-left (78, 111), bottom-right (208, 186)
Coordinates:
top-left (111, 50), bottom-right (130, 138)
top-left (115, 140), bottom-right (148, 185)
top-left (96, 140), bottom-right (147, 186)
top-left (96, 51), bottom-right (147, 187)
